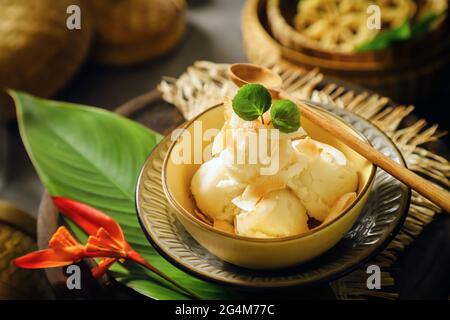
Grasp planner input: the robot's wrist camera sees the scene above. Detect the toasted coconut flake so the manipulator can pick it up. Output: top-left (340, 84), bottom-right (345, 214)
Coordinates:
top-left (323, 192), bottom-right (357, 225)
top-left (281, 161), bottom-right (307, 181)
top-left (194, 209), bottom-right (213, 225)
top-left (233, 175), bottom-right (286, 211)
top-left (315, 141), bottom-right (347, 165)
top-left (293, 137), bottom-right (322, 159)
top-left (232, 196), bottom-right (255, 212)
top-left (247, 175), bottom-right (286, 199)
top-left (234, 198), bottom-right (278, 237)
top-left (213, 219), bottom-right (235, 234)
top-left (286, 127), bottom-right (307, 140)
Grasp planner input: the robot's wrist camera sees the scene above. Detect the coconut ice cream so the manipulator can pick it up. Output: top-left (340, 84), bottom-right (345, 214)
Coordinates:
top-left (213, 97), bottom-right (304, 184)
top-left (235, 189), bottom-right (309, 238)
top-left (190, 90), bottom-right (359, 239)
top-left (287, 137), bottom-right (359, 222)
top-left (190, 156), bottom-right (245, 223)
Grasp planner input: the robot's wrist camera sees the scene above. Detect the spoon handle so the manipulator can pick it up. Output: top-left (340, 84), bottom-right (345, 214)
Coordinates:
top-left (280, 91), bottom-right (450, 212)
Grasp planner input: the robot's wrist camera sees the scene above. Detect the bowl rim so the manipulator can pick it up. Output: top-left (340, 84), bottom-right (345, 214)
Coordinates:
top-left (161, 103), bottom-right (377, 243)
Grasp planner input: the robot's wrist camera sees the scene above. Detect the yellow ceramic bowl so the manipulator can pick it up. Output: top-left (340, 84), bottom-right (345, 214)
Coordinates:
top-left (162, 104), bottom-right (376, 269)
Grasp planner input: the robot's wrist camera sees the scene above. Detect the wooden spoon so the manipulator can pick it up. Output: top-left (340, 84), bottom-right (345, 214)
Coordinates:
top-left (228, 63), bottom-right (450, 212)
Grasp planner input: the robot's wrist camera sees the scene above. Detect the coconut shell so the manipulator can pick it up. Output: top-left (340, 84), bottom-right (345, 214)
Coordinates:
top-left (0, 201), bottom-right (54, 299)
top-left (94, 12), bottom-right (186, 66)
top-left (0, 0), bottom-right (93, 119)
top-left (89, 0), bottom-right (186, 66)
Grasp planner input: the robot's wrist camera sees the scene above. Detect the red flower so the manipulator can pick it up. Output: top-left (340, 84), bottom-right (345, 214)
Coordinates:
top-left (14, 197), bottom-right (199, 299)
top-left (51, 196), bottom-right (132, 275)
top-left (14, 226), bottom-right (85, 268)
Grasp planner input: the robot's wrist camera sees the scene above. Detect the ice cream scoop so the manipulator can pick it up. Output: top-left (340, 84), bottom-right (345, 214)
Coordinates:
top-left (235, 189), bottom-right (309, 238)
top-left (192, 99), bottom-right (358, 238)
top-left (190, 156), bottom-right (245, 223)
top-left (212, 97), bottom-right (306, 184)
top-left (288, 137), bottom-right (358, 221)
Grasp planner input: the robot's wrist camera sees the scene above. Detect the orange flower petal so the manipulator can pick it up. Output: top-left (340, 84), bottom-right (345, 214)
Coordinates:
top-left (14, 248), bottom-right (81, 269)
top-left (49, 226), bottom-right (83, 250)
top-left (85, 241), bottom-right (125, 258)
top-left (52, 197), bottom-right (125, 243)
top-left (91, 258), bottom-right (117, 278)
top-left (95, 227), bottom-right (128, 251)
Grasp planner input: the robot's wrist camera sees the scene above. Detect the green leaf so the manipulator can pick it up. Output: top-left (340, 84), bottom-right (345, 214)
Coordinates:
top-left (356, 19), bottom-right (411, 52)
top-left (356, 12), bottom-right (440, 52)
top-left (411, 12), bottom-right (440, 38)
top-left (270, 99), bottom-right (300, 133)
top-left (12, 91), bottom-right (238, 300)
top-left (232, 84), bottom-right (272, 121)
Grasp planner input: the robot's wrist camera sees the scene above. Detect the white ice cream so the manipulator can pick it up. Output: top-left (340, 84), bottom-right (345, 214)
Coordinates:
top-left (212, 97), bottom-right (306, 184)
top-left (287, 137), bottom-right (359, 222)
top-left (235, 189), bottom-right (309, 238)
top-left (190, 157), bottom-right (245, 223)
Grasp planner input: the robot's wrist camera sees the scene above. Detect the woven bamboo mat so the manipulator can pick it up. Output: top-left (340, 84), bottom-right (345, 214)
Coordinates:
top-left (158, 60), bottom-right (450, 299)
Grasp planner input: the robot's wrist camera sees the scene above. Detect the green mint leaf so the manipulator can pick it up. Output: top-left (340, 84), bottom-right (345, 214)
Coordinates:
top-left (232, 83), bottom-right (272, 121)
top-left (270, 99), bottom-right (300, 133)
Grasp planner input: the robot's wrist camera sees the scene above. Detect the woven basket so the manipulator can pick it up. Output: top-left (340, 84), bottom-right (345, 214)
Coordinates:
top-left (267, 0), bottom-right (450, 68)
top-left (90, 0), bottom-right (186, 66)
top-left (253, 0), bottom-right (450, 102)
top-left (0, 201), bottom-right (53, 299)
